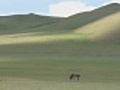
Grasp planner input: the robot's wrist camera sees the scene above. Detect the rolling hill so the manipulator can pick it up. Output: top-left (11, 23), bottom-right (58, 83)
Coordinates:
top-left (38, 3), bottom-right (120, 31)
top-left (0, 3), bottom-right (120, 90)
top-left (0, 3), bottom-right (120, 35)
top-left (0, 13), bottom-right (64, 34)
top-left (75, 11), bottom-right (120, 42)
top-left (0, 3), bottom-right (119, 45)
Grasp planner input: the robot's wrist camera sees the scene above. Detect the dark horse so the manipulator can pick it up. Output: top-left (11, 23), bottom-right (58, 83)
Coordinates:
top-left (69, 74), bottom-right (81, 80)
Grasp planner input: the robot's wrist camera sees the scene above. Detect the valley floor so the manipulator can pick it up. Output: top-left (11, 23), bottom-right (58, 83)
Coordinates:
top-left (0, 32), bottom-right (120, 90)
top-left (0, 77), bottom-right (120, 90)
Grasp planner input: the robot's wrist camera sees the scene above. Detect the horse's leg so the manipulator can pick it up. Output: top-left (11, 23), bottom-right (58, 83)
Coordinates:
top-left (70, 74), bottom-right (73, 80)
top-left (77, 76), bottom-right (79, 80)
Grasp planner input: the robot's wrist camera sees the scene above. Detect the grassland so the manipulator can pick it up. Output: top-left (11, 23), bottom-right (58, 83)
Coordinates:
top-left (0, 3), bottom-right (120, 90)
top-left (0, 31), bottom-right (120, 90)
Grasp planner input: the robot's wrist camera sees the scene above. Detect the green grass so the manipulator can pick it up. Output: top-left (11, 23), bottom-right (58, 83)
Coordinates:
top-left (0, 79), bottom-right (120, 90)
top-left (0, 56), bottom-right (120, 90)
top-left (0, 13), bottom-right (63, 34)
top-left (0, 35), bottom-right (120, 90)
top-left (0, 32), bottom-right (87, 45)
top-left (0, 3), bottom-right (120, 90)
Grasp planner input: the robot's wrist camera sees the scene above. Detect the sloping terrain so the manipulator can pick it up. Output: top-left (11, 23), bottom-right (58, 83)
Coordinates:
top-left (38, 3), bottom-right (120, 31)
top-left (0, 3), bottom-right (120, 90)
top-left (75, 11), bottom-right (120, 42)
top-left (0, 13), bottom-right (63, 34)
top-left (0, 3), bottom-right (120, 35)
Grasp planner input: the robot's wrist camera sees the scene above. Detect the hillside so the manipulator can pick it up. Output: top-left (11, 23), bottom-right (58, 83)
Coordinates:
top-left (0, 3), bottom-right (120, 35)
top-left (0, 13), bottom-right (63, 34)
top-left (38, 3), bottom-right (120, 31)
top-left (0, 3), bottom-right (120, 90)
top-left (75, 11), bottom-right (120, 42)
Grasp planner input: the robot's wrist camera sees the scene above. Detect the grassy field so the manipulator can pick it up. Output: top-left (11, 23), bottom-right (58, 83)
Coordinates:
top-left (0, 55), bottom-right (120, 90)
top-left (0, 3), bottom-right (120, 90)
top-left (0, 32), bottom-right (120, 90)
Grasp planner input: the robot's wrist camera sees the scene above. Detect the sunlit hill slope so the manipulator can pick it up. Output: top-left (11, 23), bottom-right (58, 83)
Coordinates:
top-left (75, 11), bottom-right (120, 42)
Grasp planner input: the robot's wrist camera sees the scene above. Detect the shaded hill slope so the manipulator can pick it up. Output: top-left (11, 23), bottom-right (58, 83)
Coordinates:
top-left (0, 13), bottom-right (63, 34)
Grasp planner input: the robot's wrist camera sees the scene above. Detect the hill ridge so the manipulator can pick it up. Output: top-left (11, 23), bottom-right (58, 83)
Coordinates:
top-left (0, 3), bottom-right (119, 35)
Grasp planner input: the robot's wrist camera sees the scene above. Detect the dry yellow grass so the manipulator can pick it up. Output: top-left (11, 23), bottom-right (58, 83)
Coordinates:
top-left (0, 32), bottom-right (84, 45)
top-left (75, 12), bottom-right (120, 41)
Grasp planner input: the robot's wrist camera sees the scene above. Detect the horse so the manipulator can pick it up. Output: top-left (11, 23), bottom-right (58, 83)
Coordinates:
top-left (69, 74), bottom-right (81, 80)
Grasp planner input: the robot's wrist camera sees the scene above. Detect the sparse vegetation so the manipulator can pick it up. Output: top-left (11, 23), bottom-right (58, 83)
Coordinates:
top-left (0, 3), bottom-right (120, 90)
